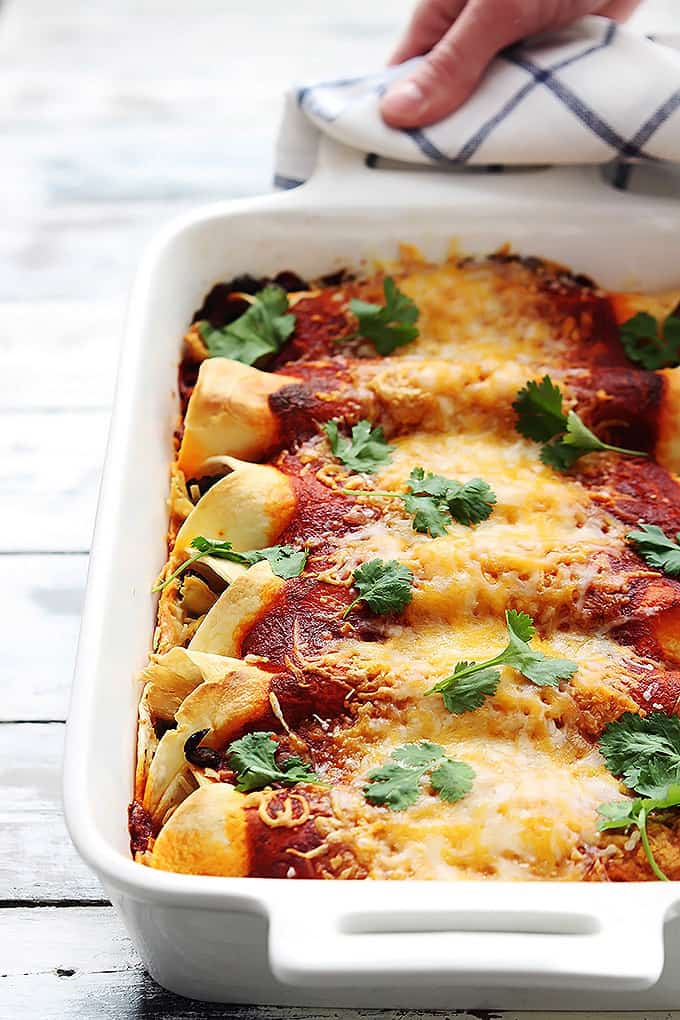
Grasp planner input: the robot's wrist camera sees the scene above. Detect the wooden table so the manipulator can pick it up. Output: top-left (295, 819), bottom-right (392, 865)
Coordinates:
top-left (2, 1), bottom-right (678, 1016)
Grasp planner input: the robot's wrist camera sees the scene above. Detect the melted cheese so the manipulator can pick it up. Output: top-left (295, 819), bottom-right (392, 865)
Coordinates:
top-left (140, 256), bottom-right (679, 882)
top-left (311, 624), bottom-right (638, 880)
top-left (316, 428), bottom-right (626, 629)
top-left (394, 262), bottom-right (566, 364)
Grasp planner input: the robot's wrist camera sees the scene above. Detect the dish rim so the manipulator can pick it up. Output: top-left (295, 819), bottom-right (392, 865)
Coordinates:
top-left (63, 139), bottom-right (680, 991)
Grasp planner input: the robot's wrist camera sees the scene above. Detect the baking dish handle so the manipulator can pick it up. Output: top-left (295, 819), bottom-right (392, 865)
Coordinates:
top-left (302, 136), bottom-right (624, 207)
top-left (268, 885), bottom-right (668, 991)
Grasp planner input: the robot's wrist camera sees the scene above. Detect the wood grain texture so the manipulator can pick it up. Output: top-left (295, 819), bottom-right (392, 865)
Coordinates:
top-left (0, 906), bottom-right (136, 976)
top-left (0, 410), bottom-right (109, 552)
top-left (1, 555), bottom-right (87, 721)
top-left (0, 0), bottom-right (410, 301)
top-left (0, 724), bottom-right (105, 901)
top-left (6, 966), bottom-right (679, 1020)
top-left (0, 302), bottom-right (120, 410)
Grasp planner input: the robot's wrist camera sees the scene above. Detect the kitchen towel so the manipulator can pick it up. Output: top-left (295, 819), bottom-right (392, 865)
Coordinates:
top-left (274, 16), bottom-right (680, 189)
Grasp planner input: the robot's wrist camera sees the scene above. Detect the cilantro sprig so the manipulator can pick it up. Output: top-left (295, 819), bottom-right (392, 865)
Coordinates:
top-left (343, 558), bottom-right (414, 619)
top-left (427, 610), bottom-right (578, 713)
top-left (324, 419), bottom-right (394, 474)
top-left (599, 712), bottom-right (680, 797)
top-left (598, 787), bottom-right (680, 883)
top-left (198, 285), bottom-right (295, 366)
top-left (627, 524), bottom-right (680, 578)
top-left (363, 740), bottom-right (475, 811)
top-left (597, 712), bottom-right (680, 881)
top-left (152, 536), bottom-right (307, 592)
top-left (227, 731), bottom-right (322, 793)
top-left (513, 375), bottom-right (646, 471)
top-left (619, 311), bottom-right (680, 370)
top-left (342, 277), bottom-right (419, 355)
top-left (343, 467), bottom-right (497, 537)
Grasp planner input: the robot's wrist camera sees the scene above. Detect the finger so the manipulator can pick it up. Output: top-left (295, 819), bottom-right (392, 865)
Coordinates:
top-left (381, 0), bottom-right (514, 128)
top-left (389, 0), bottom-right (467, 66)
top-left (598, 0), bottom-right (641, 20)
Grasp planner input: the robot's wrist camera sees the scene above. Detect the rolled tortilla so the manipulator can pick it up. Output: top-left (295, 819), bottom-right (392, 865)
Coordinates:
top-left (141, 664), bottom-right (275, 823)
top-left (149, 783), bottom-right (336, 878)
top-left (173, 457), bottom-right (296, 555)
top-left (178, 358), bottom-right (298, 473)
top-left (610, 290), bottom-right (680, 327)
top-left (656, 368), bottom-right (680, 474)
top-left (149, 784), bottom-right (250, 877)
top-left (138, 650), bottom-right (273, 817)
top-left (189, 560), bottom-right (285, 657)
top-left (606, 292), bottom-right (680, 473)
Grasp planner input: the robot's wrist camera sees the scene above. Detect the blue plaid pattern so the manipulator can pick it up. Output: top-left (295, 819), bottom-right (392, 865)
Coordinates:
top-left (274, 17), bottom-right (680, 189)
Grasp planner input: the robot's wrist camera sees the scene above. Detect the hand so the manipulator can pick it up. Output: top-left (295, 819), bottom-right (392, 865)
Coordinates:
top-left (381, 0), bottom-right (640, 127)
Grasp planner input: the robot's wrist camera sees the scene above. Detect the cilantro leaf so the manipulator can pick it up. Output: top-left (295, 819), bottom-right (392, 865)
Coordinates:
top-left (198, 285), bottom-right (295, 366)
top-left (407, 468), bottom-right (497, 526)
top-left (514, 375), bottom-right (646, 472)
top-left (344, 467), bottom-right (497, 538)
top-left (152, 536), bottom-right (307, 592)
top-left (619, 311), bottom-right (680, 371)
top-left (428, 609), bottom-right (578, 713)
top-left (227, 731), bottom-right (321, 793)
top-left (343, 558), bottom-right (414, 619)
top-left (191, 536), bottom-right (236, 557)
top-left (597, 784), bottom-right (680, 882)
top-left (445, 477), bottom-right (498, 526)
top-left (440, 664), bottom-right (501, 714)
top-left (502, 609), bottom-right (578, 687)
top-left (627, 524), bottom-right (680, 578)
top-left (406, 465), bottom-right (448, 498)
top-left (597, 713), bottom-right (680, 881)
top-left (430, 760), bottom-right (475, 803)
top-left (346, 277), bottom-right (419, 355)
top-left (403, 493), bottom-right (451, 537)
top-left (539, 438), bottom-right (587, 472)
top-left (246, 545), bottom-right (309, 579)
top-left (392, 740), bottom-right (446, 770)
top-left (407, 469), bottom-right (496, 530)
top-left (363, 740), bottom-right (475, 811)
top-left (403, 467), bottom-right (453, 535)
top-left (504, 608), bottom-right (535, 642)
top-left (400, 469), bottom-right (498, 531)
top-left (597, 799), bottom-right (639, 830)
top-left (324, 419), bottom-right (394, 474)
top-left (599, 711), bottom-right (680, 796)
top-left (363, 760), bottom-right (422, 811)
top-left (562, 410), bottom-right (609, 452)
top-left (637, 756), bottom-right (680, 798)
top-left (513, 375), bottom-right (568, 441)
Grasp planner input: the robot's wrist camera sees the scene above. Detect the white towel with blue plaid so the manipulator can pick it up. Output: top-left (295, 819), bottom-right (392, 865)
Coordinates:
top-left (274, 16), bottom-right (680, 189)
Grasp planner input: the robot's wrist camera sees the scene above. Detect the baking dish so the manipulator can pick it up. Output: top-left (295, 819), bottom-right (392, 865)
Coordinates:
top-left (64, 137), bottom-right (680, 1008)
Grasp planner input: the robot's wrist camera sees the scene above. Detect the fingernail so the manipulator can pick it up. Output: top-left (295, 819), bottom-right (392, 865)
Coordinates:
top-left (381, 79), bottom-right (426, 121)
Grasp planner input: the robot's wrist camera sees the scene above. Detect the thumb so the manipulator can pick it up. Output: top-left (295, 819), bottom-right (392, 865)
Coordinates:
top-left (381, 4), bottom-right (512, 129)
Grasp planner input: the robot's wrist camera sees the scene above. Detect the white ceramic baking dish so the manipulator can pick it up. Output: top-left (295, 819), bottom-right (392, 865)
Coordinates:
top-left (64, 138), bottom-right (680, 1009)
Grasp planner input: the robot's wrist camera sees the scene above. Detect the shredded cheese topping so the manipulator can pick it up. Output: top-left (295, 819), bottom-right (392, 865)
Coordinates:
top-left (136, 254), bottom-right (680, 882)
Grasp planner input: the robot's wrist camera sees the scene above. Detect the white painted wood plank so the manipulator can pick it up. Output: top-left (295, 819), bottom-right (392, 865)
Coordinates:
top-left (1, 554), bottom-right (86, 721)
top-left (0, 199), bottom-right (203, 302)
top-left (0, 906), bottom-right (138, 976)
top-left (0, 303), bottom-right (121, 409)
top-left (1, 410), bottom-right (108, 553)
top-left (0, 724), bottom-right (105, 900)
top-left (0, 0), bottom-right (409, 300)
top-left (4, 963), bottom-right (680, 1020)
